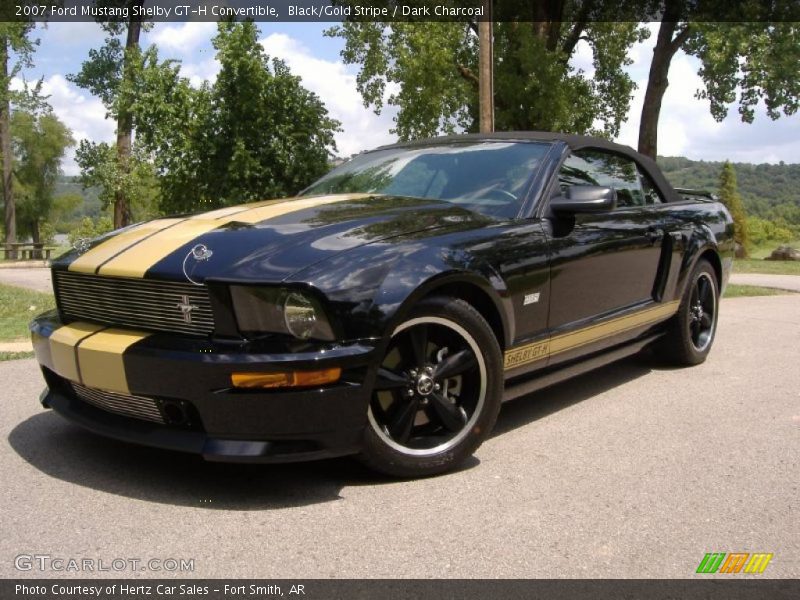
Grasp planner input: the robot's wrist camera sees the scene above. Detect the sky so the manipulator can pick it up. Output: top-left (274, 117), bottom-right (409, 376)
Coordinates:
top-left (16, 21), bottom-right (800, 176)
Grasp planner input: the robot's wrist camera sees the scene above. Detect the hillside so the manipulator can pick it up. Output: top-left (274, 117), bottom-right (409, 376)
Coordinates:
top-left (657, 157), bottom-right (800, 229)
top-left (54, 176), bottom-right (103, 221)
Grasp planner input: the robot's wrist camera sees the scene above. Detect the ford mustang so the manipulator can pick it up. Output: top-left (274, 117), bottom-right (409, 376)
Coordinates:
top-left (30, 132), bottom-right (733, 477)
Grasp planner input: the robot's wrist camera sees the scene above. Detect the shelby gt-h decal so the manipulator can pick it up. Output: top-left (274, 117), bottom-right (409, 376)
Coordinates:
top-left (502, 301), bottom-right (680, 370)
top-left (31, 132), bottom-right (733, 477)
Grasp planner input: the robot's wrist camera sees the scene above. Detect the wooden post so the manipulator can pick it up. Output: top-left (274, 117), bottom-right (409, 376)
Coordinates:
top-left (478, 0), bottom-right (494, 133)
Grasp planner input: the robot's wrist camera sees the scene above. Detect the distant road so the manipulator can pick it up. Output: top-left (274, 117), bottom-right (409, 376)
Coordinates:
top-left (729, 272), bottom-right (800, 292)
top-left (0, 267), bottom-right (52, 293)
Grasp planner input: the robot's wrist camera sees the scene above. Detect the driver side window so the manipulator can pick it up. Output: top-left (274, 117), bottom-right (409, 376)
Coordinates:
top-left (559, 149), bottom-right (645, 208)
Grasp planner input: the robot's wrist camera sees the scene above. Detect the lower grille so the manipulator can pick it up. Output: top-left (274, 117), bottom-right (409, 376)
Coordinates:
top-left (72, 383), bottom-right (165, 424)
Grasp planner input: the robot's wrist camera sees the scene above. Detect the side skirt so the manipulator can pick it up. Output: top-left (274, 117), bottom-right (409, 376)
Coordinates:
top-left (502, 333), bottom-right (663, 402)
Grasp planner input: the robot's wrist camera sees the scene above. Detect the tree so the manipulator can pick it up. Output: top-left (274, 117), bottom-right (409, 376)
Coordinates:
top-left (0, 23), bottom-right (38, 253)
top-left (718, 161), bottom-right (749, 257)
top-left (326, 3), bottom-right (648, 140)
top-left (12, 110), bottom-right (74, 244)
top-left (135, 22), bottom-right (341, 213)
top-left (639, 4), bottom-right (799, 158)
top-left (74, 139), bottom-right (160, 224)
top-left (68, 0), bottom-right (148, 228)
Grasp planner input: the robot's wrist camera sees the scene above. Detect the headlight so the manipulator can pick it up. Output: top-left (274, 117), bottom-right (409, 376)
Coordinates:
top-left (229, 286), bottom-right (335, 341)
top-left (283, 293), bottom-right (317, 339)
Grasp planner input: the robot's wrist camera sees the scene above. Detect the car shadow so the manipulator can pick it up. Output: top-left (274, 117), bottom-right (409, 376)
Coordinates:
top-left (7, 411), bottom-right (480, 510)
top-left (493, 354), bottom-right (653, 436)
top-left (8, 355), bottom-right (654, 510)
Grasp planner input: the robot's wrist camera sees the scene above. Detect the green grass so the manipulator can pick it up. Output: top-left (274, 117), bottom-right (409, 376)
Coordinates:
top-left (748, 238), bottom-right (800, 260)
top-left (50, 244), bottom-right (72, 260)
top-left (733, 259), bottom-right (800, 275)
top-left (723, 284), bottom-right (794, 298)
top-left (0, 351), bottom-right (34, 361)
top-left (0, 283), bottom-right (55, 342)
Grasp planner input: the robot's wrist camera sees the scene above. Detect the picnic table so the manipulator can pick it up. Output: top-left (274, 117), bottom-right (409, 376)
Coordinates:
top-left (2, 242), bottom-right (58, 261)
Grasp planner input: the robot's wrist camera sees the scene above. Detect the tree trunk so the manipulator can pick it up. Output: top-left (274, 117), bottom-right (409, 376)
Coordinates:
top-left (638, 2), bottom-right (691, 159)
top-left (638, 22), bottom-right (676, 159)
top-left (478, 0), bottom-right (494, 133)
top-left (113, 11), bottom-right (143, 229)
top-left (1, 37), bottom-right (15, 258)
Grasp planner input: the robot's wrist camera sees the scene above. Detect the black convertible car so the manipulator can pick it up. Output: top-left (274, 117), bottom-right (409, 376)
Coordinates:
top-left (31, 132), bottom-right (733, 477)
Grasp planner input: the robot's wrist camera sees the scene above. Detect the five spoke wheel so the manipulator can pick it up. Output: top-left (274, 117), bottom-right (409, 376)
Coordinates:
top-left (360, 297), bottom-right (501, 476)
top-left (369, 316), bottom-right (485, 456)
top-left (689, 272), bottom-right (716, 352)
top-left (660, 259), bottom-right (719, 366)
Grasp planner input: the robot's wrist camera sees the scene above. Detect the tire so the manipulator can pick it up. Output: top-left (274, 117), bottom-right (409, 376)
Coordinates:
top-left (359, 296), bottom-right (503, 477)
top-left (659, 259), bottom-right (720, 366)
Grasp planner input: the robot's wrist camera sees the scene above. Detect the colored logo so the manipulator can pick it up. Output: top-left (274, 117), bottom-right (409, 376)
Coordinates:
top-left (696, 552), bottom-right (773, 574)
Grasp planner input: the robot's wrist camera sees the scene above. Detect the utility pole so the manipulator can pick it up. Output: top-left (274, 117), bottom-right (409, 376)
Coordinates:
top-left (478, 0), bottom-right (494, 133)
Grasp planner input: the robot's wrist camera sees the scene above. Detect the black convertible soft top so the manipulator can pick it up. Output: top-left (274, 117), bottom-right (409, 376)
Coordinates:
top-left (379, 131), bottom-right (684, 203)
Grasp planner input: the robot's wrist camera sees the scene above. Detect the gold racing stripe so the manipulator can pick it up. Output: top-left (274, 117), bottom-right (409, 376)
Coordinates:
top-left (97, 194), bottom-right (370, 278)
top-left (46, 322), bottom-right (106, 383)
top-left (68, 218), bottom-right (186, 274)
top-left (67, 203), bottom-right (264, 275)
top-left (503, 301), bottom-right (680, 370)
top-left (76, 328), bottom-right (151, 394)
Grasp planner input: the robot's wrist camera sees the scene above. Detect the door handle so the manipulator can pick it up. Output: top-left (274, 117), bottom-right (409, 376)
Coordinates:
top-left (646, 227), bottom-right (664, 244)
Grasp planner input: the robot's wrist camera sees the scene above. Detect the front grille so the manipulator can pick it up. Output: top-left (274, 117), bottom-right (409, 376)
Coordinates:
top-left (72, 382), bottom-right (165, 424)
top-left (54, 271), bottom-right (214, 336)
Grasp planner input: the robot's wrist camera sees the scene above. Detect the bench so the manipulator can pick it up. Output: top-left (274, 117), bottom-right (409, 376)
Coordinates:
top-left (2, 242), bottom-right (59, 261)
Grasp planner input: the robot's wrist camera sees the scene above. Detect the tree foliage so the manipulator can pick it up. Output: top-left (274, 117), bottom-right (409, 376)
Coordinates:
top-left (717, 161), bottom-right (749, 255)
top-left (11, 110), bottom-right (74, 242)
top-left (68, 4), bottom-right (151, 228)
top-left (326, 10), bottom-right (648, 140)
top-left (686, 22), bottom-right (799, 124)
top-left (135, 22), bottom-right (341, 214)
top-left (74, 140), bottom-right (160, 223)
top-left (639, 14), bottom-right (799, 158)
top-left (1, 22), bottom-right (41, 247)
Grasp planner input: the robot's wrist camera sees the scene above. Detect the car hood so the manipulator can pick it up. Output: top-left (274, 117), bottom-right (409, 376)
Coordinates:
top-left (55, 194), bottom-right (495, 283)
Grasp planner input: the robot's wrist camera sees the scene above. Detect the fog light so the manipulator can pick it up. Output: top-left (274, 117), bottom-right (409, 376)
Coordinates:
top-left (231, 368), bottom-right (341, 389)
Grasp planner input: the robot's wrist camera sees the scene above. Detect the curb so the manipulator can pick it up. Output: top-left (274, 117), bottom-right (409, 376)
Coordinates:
top-left (0, 340), bottom-right (33, 352)
top-left (0, 261), bottom-right (49, 269)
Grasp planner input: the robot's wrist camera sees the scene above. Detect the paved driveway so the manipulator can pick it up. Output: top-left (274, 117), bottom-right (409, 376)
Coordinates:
top-left (1, 295), bottom-right (797, 579)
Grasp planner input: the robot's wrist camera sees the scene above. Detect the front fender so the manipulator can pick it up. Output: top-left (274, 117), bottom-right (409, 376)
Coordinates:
top-left (371, 252), bottom-right (512, 347)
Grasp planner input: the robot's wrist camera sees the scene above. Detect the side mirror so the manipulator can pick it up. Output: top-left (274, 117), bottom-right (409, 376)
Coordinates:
top-left (550, 186), bottom-right (617, 214)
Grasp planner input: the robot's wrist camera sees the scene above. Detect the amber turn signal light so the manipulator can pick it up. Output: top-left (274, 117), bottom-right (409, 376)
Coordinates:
top-left (231, 368), bottom-right (342, 389)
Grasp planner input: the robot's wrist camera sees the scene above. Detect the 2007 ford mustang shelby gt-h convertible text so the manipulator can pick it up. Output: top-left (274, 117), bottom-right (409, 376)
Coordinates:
top-left (31, 132), bottom-right (733, 476)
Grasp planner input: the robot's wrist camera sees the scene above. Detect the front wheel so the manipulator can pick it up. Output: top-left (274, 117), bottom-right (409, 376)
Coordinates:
top-left (659, 259), bottom-right (720, 366)
top-left (359, 297), bottom-right (503, 477)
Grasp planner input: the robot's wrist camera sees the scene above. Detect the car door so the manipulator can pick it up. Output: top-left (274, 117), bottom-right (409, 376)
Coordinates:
top-left (543, 148), bottom-right (666, 366)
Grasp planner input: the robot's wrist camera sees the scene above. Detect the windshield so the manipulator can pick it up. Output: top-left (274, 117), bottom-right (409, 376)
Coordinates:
top-left (302, 141), bottom-right (551, 218)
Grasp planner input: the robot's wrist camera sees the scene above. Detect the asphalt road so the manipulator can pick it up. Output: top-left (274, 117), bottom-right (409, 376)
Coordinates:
top-left (1, 295), bottom-right (798, 579)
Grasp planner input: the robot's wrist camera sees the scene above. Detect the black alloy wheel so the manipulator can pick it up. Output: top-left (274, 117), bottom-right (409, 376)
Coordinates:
top-left (660, 259), bottom-right (720, 365)
top-left (360, 297), bottom-right (503, 477)
top-left (689, 271), bottom-right (717, 352)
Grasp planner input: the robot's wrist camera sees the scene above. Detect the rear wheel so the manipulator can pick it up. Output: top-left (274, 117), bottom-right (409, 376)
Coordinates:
top-left (660, 259), bottom-right (719, 365)
top-left (359, 297), bottom-right (502, 477)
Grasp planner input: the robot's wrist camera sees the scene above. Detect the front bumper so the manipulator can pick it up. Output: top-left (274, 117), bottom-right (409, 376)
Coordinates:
top-left (31, 311), bottom-right (378, 463)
